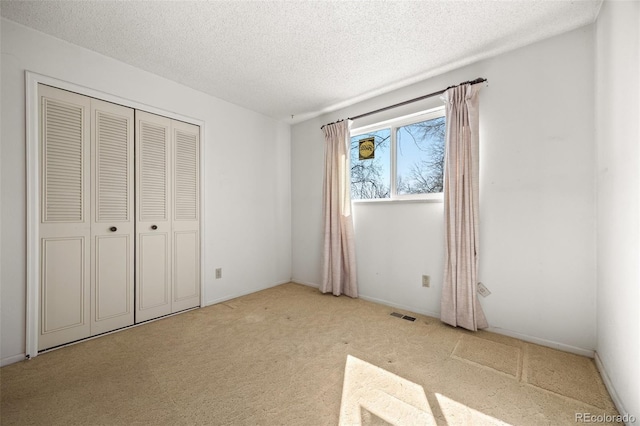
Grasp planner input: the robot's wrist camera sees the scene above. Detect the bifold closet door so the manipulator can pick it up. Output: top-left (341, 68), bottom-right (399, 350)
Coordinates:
top-left (171, 120), bottom-right (200, 313)
top-left (90, 99), bottom-right (135, 335)
top-left (38, 85), bottom-right (92, 350)
top-left (135, 111), bottom-right (201, 321)
top-left (38, 85), bottom-right (135, 350)
top-left (39, 86), bottom-right (199, 347)
top-left (135, 111), bottom-right (172, 322)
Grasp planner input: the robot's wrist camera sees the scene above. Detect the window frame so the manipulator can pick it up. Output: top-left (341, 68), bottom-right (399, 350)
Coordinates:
top-left (350, 106), bottom-right (446, 203)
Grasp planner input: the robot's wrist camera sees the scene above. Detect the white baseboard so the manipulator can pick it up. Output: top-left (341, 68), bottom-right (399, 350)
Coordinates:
top-left (487, 326), bottom-right (595, 358)
top-left (595, 352), bottom-right (632, 425)
top-left (220, 280), bottom-right (597, 359)
top-left (290, 282), bottom-right (441, 319)
top-left (292, 284), bottom-right (595, 357)
top-left (1, 353), bottom-right (26, 367)
top-left (348, 291), bottom-right (596, 358)
top-left (358, 294), bottom-right (440, 319)
top-left (290, 279), bottom-right (319, 288)
top-left (291, 282), bottom-right (440, 319)
top-left (205, 279), bottom-right (291, 306)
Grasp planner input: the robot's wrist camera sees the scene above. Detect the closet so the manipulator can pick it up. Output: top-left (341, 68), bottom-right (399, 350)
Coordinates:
top-left (38, 85), bottom-right (200, 351)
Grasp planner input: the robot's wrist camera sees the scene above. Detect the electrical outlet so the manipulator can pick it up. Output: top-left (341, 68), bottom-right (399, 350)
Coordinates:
top-left (422, 275), bottom-right (430, 287)
top-left (215, 268), bottom-right (222, 279)
top-left (477, 282), bottom-right (491, 297)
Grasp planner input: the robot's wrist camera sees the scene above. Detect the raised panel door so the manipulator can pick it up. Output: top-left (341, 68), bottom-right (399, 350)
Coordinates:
top-left (135, 110), bottom-right (172, 322)
top-left (38, 84), bottom-right (91, 350)
top-left (171, 121), bottom-right (200, 312)
top-left (90, 99), bottom-right (135, 335)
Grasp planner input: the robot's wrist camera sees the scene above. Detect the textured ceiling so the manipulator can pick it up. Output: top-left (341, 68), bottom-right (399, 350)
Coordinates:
top-left (1, 0), bottom-right (601, 122)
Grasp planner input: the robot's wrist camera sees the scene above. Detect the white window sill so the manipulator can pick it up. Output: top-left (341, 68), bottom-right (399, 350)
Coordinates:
top-left (352, 196), bottom-right (443, 204)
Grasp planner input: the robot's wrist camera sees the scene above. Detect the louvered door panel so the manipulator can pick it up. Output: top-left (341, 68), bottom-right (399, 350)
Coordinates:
top-left (38, 85), bottom-right (91, 350)
top-left (90, 99), bottom-right (135, 335)
top-left (174, 129), bottom-right (199, 221)
top-left (135, 110), bottom-right (172, 322)
top-left (171, 121), bottom-right (201, 312)
top-left (96, 110), bottom-right (129, 222)
top-left (42, 97), bottom-right (85, 222)
top-left (139, 122), bottom-right (168, 221)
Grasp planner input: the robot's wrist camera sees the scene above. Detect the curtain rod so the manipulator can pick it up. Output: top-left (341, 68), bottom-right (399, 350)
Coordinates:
top-left (320, 77), bottom-right (487, 130)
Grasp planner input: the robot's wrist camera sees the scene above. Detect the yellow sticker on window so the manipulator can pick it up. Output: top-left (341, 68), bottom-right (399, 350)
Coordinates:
top-left (359, 138), bottom-right (375, 160)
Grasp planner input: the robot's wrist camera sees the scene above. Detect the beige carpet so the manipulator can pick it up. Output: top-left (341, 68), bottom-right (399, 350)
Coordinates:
top-left (0, 283), bottom-right (620, 425)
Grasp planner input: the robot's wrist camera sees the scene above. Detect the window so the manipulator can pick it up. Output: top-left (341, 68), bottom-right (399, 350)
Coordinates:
top-left (350, 107), bottom-right (446, 201)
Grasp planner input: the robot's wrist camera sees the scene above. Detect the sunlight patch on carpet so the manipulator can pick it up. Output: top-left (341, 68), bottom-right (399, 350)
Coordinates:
top-left (436, 393), bottom-right (512, 425)
top-left (339, 355), bottom-right (512, 425)
top-left (339, 355), bottom-right (436, 425)
top-left (360, 406), bottom-right (393, 426)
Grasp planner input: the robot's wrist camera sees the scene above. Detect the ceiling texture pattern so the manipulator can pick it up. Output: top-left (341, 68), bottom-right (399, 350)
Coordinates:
top-left (1, 0), bottom-right (602, 122)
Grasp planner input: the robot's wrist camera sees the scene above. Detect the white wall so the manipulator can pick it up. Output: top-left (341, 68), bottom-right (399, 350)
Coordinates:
top-left (0, 16), bottom-right (4, 365)
top-left (0, 19), bottom-right (292, 365)
top-left (292, 26), bottom-right (597, 355)
top-left (595, 0), bottom-right (640, 420)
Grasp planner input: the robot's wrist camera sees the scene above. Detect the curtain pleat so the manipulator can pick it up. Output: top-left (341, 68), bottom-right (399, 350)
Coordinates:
top-left (440, 84), bottom-right (488, 331)
top-left (321, 121), bottom-right (358, 297)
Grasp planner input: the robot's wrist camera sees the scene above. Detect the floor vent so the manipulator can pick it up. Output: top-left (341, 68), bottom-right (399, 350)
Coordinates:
top-left (390, 312), bottom-right (416, 322)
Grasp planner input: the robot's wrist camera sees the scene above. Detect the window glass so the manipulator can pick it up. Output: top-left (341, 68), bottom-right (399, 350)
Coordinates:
top-left (396, 116), bottom-right (445, 195)
top-left (350, 128), bottom-right (391, 200)
top-left (349, 108), bottom-right (445, 201)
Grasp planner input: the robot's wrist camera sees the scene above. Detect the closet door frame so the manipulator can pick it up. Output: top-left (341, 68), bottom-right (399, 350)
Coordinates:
top-left (25, 72), bottom-right (206, 359)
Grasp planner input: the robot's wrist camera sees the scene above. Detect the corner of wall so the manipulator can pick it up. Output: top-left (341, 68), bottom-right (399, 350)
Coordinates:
top-left (594, 352), bottom-right (632, 423)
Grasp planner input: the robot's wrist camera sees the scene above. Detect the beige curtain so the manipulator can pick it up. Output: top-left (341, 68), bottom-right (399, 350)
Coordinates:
top-left (440, 84), bottom-right (488, 331)
top-left (321, 120), bottom-right (358, 297)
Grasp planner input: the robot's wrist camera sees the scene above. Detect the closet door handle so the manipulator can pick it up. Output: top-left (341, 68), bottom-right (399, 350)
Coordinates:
top-left (151, 225), bottom-right (158, 230)
top-left (109, 226), bottom-right (117, 232)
